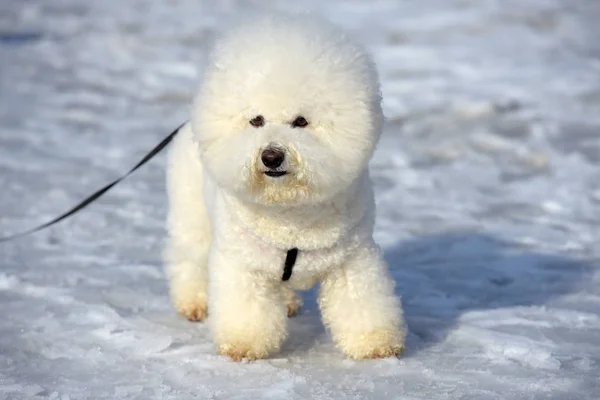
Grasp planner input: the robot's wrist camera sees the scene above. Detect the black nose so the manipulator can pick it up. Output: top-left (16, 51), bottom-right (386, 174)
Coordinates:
top-left (261, 148), bottom-right (285, 169)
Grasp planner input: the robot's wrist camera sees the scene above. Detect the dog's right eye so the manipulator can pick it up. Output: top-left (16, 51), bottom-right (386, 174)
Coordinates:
top-left (249, 115), bottom-right (265, 128)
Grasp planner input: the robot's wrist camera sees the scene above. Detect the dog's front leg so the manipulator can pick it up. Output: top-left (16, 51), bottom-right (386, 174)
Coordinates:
top-left (319, 243), bottom-right (406, 359)
top-left (209, 249), bottom-right (288, 361)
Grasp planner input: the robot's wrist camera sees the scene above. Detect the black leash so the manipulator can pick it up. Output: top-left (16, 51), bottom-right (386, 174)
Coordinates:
top-left (1, 120), bottom-right (300, 282)
top-left (0, 122), bottom-right (186, 243)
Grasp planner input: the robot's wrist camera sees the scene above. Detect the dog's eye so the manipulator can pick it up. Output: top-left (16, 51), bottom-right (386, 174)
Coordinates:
top-left (249, 115), bottom-right (264, 128)
top-left (291, 116), bottom-right (309, 128)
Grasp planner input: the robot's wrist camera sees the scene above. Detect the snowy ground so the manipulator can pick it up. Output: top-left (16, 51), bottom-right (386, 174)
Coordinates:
top-left (1, 0), bottom-right (600, 399)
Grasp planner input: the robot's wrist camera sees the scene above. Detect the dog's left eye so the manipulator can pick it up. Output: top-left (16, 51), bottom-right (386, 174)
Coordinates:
top-left (291, 116), bottom-right (309, 128)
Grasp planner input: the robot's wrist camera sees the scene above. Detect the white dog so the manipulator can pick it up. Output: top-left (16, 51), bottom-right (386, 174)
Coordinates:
top-left (164, 14), bottom-right (405, 361)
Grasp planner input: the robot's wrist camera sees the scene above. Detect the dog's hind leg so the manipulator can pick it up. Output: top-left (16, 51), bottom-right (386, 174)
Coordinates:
top-left (283, 286), bottom-right (302, 317)
top-left (164, 124), bottom-right (210, 321)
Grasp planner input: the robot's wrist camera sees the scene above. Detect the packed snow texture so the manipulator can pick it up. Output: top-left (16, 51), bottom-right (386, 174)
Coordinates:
top-left (1, 0), bottom-right (600, 399)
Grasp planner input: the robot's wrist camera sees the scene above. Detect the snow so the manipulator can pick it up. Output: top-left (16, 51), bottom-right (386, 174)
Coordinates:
top-left (1, 0), bottom-right (600, 398)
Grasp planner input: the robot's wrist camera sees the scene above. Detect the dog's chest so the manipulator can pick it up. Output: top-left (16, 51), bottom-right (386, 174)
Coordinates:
top-left (234, 228), bottom-right (351, 290)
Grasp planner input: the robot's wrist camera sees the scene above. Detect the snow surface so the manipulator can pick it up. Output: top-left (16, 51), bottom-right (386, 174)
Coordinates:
top-left (1, 0), bottom-right (600, 399)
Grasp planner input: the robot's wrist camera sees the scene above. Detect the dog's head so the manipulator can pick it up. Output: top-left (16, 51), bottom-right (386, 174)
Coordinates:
top-left (192, 14), bottom-right (383, 206)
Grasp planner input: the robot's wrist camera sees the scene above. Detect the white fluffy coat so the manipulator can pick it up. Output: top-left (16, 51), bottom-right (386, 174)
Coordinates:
top-left (164, 14), bottom-right (405, 360)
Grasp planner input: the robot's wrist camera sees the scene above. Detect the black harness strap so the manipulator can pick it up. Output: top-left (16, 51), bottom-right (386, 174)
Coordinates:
top-left (282, 248), bottom-right (298, 281)
top-left (0, 122), bottom-right (186, 243)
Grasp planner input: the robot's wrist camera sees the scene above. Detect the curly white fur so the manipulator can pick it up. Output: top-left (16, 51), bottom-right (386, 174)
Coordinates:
top-left (164, 13), bottom-right (405, 360)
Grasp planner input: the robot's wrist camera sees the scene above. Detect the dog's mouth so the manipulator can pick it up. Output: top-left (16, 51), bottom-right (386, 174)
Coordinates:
top-left (264, 170), bottom-right (287, 178)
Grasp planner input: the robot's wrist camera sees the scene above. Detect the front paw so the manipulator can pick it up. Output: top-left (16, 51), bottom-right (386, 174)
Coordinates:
top-left (216, 337), bottom-right (280, 361)
top-left (175, 298), bottom-right (208, 322)
top-left (214, 321), bottom-right (286, 361)
top-left (337, 329), bottom-right (404, 359)
top-left (217, 344), bottom-right (264, 361)
top-left (171, 290), bottom-right (208, 322)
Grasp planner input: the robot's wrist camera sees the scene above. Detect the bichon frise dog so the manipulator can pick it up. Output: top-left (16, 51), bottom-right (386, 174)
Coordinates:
top-left (164, 14), bottom-right (405, 361)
